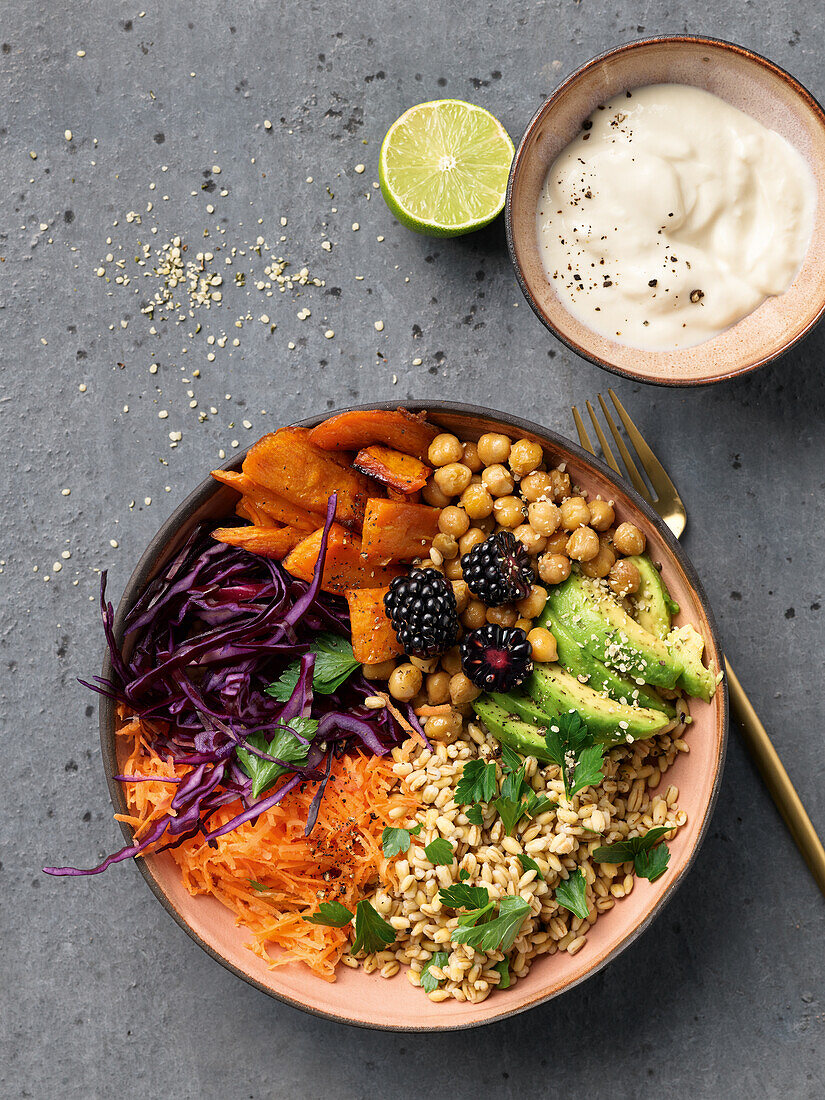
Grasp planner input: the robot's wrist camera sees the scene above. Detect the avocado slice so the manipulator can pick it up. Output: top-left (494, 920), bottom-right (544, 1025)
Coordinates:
top-left (527, 664), bottom-right (672, 743)
top-left (548, 572), bottom-right (685, 690)
top-left (627, 554), bottom-right (679, 639)
top-left (472, 697), bottom-right (556, 764)
top-left (538, 603), bottom-right (675, 717)
top-left (667, 624), bottom-right (718, 703)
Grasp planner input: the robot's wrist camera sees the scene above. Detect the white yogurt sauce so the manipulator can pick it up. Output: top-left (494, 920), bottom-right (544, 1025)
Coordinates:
top-left (536, 84), bottom-right (816, 350)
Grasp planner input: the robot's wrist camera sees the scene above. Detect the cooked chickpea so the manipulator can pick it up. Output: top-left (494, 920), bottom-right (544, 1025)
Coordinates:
top-left (548, 468), bottom-right (571, 502)
top-left (545, 529), bottom-right (569, 554)
top-left (486, 604), bottom-right (518, 627)
top-left (462, 599), bottom-right (487, 629)
top-left (433, 462), bottom-right (472, 497)
top-left (476, 514), bottom-right (495, 535)
top-left (527, 499), bottom-right (561, 537)
top-left (460, 483), bottom-right (494, 520)
top-left (588, 498), bottom-right (615, 532)
top-left (608, 557), bottom-right (642, 597)
top-left (449, 672), bottom-right (481, 706)
top-left (477, 432), bottom-right (511, 466)
top-left (493, 495), bottom-right (526, 529)
top-left (438, 505), bottom-right (470, 538)
top-left (520, 470), bottom-right (553, 502)
top-left (426, 670), bottom-right (452, 705)
top-left (423, 480), bottom-right (452, 508)
top-left (440, 647), bottom-right (463, 676)
top-left (458, 527), bottom-right (487, 556)
top-left (443, 556), bottom-right (464, 580)
top-left (462, 441), bottom-right (483, 472)
top-left (613, 521), bottom-right (646, 556)
top-left (560, 495), bottom-right (591, 530)
top-left (481, 463), bottom-right (515, 497)
top-left (424, 710), bottom-right (462, 743)
top-left (580, 538), bottom-right (616, 578)
top-left (509, 438), bottom-right (544, 477)
top-left (516, 584), bottom-right (547, 620)
top-left (427, 433), bottom-right (464, 467)
top-left (409, 655), bottom-right (439, 673)
top-left (515, 616), bottom-right (532, 632)
top-left (527, 627), bottom-right (558, 663)
top-left (451, 579), bottom-right (470, 613)
top-left (539, 552), bottom-right (572, 585)
top-left (514, 523), bottom-right (546, 555)
top-left (362, 658), bottom-right (397, 680)
top-left (432, 532), bottom-right (459, 560)
top-left (388, 663), bottom-right (423, 701)
top-left (566, 526), bottom-right (600, 561)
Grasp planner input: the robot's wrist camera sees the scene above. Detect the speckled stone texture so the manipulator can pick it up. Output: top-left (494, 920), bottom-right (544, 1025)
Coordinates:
top-left (2, 2), bottom-right (824, 1097)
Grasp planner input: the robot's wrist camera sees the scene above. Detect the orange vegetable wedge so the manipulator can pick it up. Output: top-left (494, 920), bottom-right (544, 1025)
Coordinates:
top-left (361, 498), bottom-right (440, 564)
top-left (210, 468), bottom-right (318, 532)
top-left (243, 428), bottom-right (372, 532)
top-left (308, 408), bottom-right (438, 462)
top-left (345, 587), bottom-right (403, 664)
top-left (283, 524), bottom-right (404, 593)
top-left (352, 444), bottom-right (431, 494)
top-left (211, 525), bottom-right (305, 560)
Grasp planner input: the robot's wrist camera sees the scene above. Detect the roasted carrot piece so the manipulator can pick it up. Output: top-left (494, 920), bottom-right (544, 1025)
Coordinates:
top-left (211, 468), bottom-right (318, 531)
top-left (307, 408), bottom-right (438, 462)
top-left (352, 444), bottom-right (431, 494)
top-left (361, 498), bottom-right (440, 564)
top-left (212, 525), bottom-right (305, 559)
top-left (345, 587), bottom-right (403, 664)
top-left (242, 428), bottom-right (372, 532)
top-left (235, 498), bottom-right (269, 526)
top-left (283, 524), bottom-right (404, 593)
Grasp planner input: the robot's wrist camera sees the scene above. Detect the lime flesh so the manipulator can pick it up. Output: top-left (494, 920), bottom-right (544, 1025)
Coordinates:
top-left (379, 99), bottom-right (514, 237)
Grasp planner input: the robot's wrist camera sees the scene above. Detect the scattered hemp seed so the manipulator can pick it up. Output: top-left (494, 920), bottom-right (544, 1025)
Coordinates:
top-left (412, 357), bottom-right (423, 366)
top-left (61, 488), bottom-right (71, 496)
top-left (321, 240), bottom-right (332, 251)
top-left (110, 539), bottom-right (119, 549)
top-left (76, 50), bottom-right (86, 58)
top-left (64, 129), bottom-right (73, 141)
top-left (158, 410), bottom-right (169, 419)
top-left (352, 222), bottom-right (360, 231)
top-left (53, 562), bottom-right (63, 573)
top-left (324, 329), bottom-right (335, 339)
top-left (374, 320), bottom-right (384, 332)
top-left (354, 164), bottom-right (366, 174)
top-left (264, 119), bottom-right (272, 130)
top-left (78, 383), bottom-right (87, 392)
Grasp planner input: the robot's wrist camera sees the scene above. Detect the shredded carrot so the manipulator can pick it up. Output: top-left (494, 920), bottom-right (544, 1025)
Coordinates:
top-left (115, 718), bottom-right (418, 981)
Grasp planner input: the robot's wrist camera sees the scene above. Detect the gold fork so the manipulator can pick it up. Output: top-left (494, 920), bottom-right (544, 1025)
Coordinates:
top-left (573, 389), bottom-right (825, 898)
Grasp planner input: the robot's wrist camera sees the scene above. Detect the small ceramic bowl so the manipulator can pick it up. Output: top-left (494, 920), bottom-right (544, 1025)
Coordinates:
top-left (506, 36), bottom-right (825, 386)
top-left (99, 401), bottom-right (728, 1029)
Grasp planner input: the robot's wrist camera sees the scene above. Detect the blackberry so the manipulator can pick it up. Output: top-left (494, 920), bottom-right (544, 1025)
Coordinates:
top-left (461, 531), bottom-right (535, 607)
top-left (461, 624), bottom-right (533, 693)
top-left (384, 568), bottom-right (459, 659)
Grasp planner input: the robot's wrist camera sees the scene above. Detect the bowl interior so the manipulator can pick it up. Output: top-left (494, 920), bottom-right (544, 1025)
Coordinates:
top-left (103, 403), bottom-right (727, 1029)
top-left (508, 37), bottom-right (825, 385)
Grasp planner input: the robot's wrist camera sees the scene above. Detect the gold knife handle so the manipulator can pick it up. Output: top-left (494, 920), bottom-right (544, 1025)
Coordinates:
top-left (725, 658), bottom-right (825, 897)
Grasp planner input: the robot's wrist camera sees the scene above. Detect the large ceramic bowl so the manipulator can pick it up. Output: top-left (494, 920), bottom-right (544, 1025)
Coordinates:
top-left (506, 36), bottom-right (825, 386)
top-left (100, 401), bottom-right (728, 1029)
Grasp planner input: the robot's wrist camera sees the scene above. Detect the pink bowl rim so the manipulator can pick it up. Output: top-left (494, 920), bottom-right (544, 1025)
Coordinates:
top-left (98, 400), bottom-right (729, 1029)
top-left (505, 34), bottom-right (825, 387)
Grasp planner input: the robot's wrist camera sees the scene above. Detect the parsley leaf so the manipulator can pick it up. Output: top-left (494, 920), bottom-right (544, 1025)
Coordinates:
top-left (350, 900), bottom-right (396, 954)
top-left (499, 761), bottom-right (526, 803)
top-left (266, 632), bottom-right (359, 700)
top-left (517, 853), bottom-right (544, 880)
top-left (381, 824), bottom-right (421, 859)
top-left (543, 712), bottom-right (605, 802)
top-left (465, 805), bottom-right (484, 827)
top-left (494, 959), bottom-right (511, 989)
top-left (554, 869), bottom-right (589, 919)
top-left (451, 895), bottom-right (531, 953)
top-left (439, 882), bottom-right (491, 910)
top-left (455, 759), bottom-right (497, 805)
top-left (633, 842), bottom-right (670, 882)
top-left (499, 742), bottom-right (524, 774)
top-left (593, 827), bottom-right (671, 882)
top-left (235, 717), bottom-right (318, 798)
top-left (493, 796), bottom-right (526, 836)
top-left (424, 837), bottom-right (454, 866)
top-left (420, 951), bottom-right (449, 993)
top-left (302, 900), bottom-right (354, 927)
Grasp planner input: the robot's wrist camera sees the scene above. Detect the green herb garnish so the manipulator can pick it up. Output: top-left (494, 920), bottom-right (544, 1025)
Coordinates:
top-left (542, 713), bottom-right (605, 802)
top-left (381, 824), bottom-right (422, 859)
top-left (420, 951), bottom-right (450, 993)
top-left (302, 900), bottom-right (354, 927)
top-left (554, 868), bottom-right (589, 919)
top-left (455, 758), bottom-right (497, 805)
top-left (235, 717), bottom-right (318, 798)
top-left (424, 837), bottom-right (454, 866)
top-left (465, 804), bottom-right (484, 826)
top-left (517, 853), bottom-right (544, 880)
top-left (438, 882), bottom-right (491, 910)
top-left (494, 958), bottom-right (511, 989)
top-left (350, 899), bottom-right (396, 954)
top-left (593, 826), bottom-right (671, 882)
top-left (266, 632), bottom-right (359, 700)
top-left (451, 895), bottom-right (531, 953)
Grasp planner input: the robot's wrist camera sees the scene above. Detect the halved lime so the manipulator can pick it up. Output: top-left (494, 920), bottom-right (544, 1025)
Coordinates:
top-left (379, 99), bottom-right (514, 237)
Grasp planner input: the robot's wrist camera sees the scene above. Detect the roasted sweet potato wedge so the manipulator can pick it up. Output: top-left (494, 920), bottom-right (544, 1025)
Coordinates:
top-left (211, 525), bottom-right (304, 559)
top-left (307, 408), bottom-right (438, 462)
top-left (345, 587), bottom-right (403, 664)
top-left (211, 467), bottom-right (318, 532)
top-left (361, 498), bottom-right (441, 564)
top-left (283, 524), bottom-right (405, 593)
top-left (353, 444), bottom-right (431, 494)
top-left (242, 427), bottom-right (372, 532)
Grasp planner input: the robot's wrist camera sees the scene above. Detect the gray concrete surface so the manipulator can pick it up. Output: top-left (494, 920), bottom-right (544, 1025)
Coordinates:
top-left (2, 2), bottom-right (824, 1097)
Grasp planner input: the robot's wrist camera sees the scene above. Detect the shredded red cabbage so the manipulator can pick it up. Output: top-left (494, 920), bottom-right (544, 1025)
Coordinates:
top-left (44, 493), bottom-right (409, 876)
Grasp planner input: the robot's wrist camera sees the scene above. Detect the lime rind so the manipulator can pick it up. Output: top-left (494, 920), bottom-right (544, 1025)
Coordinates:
top-left (379, 99), bottom-right (514, 237)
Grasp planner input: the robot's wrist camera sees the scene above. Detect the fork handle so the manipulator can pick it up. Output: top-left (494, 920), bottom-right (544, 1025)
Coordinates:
top-left (725, 658), bottom-right (825, 897)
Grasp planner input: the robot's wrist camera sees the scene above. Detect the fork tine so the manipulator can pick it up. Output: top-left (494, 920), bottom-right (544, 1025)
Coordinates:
top-left (585, 401), bottom-right (622, 477)
top-left (597, 394), bottom-right (653, 503)
top-left (607, 389), bottom-right (682, 502)
top-left (572, 406), bottom-right (596, 456)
